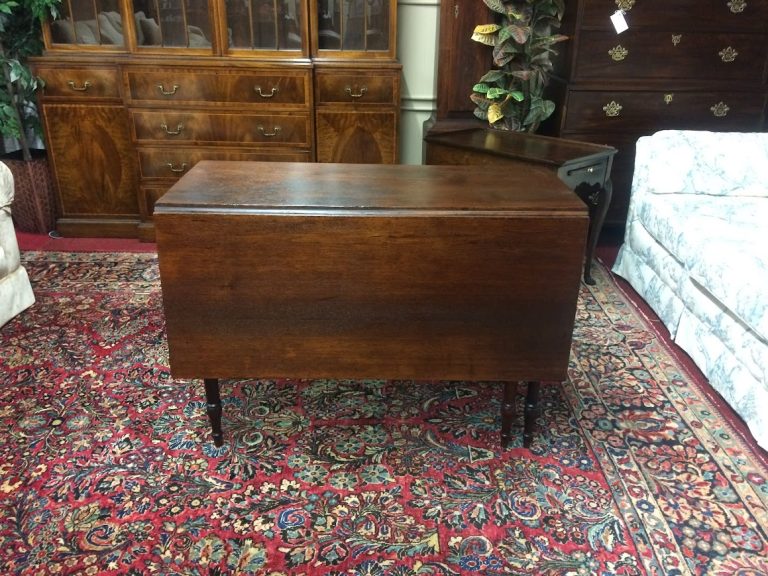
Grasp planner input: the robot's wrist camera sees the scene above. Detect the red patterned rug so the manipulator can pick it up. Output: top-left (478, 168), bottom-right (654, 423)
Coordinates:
top-left (1, 251), bottom-right (767, 575)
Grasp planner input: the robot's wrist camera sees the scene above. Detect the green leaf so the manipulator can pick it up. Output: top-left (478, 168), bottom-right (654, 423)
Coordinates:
top-left (499, 24), bottom-right (530, 45)
top-left (479, 70), bottom-right (506, 84)
top-left (472, 82), bottom-right (490, 94)
top-left (482, 0), bottom-right (507, 15)
top-left (486, 86), bottom-right (509, 99)
top-left (470, 93), bottom-right (491, 109)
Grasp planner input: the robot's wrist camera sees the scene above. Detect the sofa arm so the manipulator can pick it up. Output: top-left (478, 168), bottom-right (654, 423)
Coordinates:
top-left (0, 162), bottom-right (14, 216)
top-left (631, 130), bottom-right (768, 198)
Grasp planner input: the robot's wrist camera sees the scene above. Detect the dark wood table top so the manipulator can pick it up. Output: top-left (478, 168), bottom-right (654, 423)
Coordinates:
top-left (155, 161), bottom-right (586, 216)
top-left (424, 128), bottom-right (616, 168)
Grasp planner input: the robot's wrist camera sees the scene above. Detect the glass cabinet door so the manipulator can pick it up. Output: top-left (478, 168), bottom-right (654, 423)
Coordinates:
top-left (316, 0), bottom-right (390, 52)
top-left (224, 0), bottom-right (306, 53)
top-left (49, 0), bottom-right (126, 47)
top-left (131, 0), bottom-right (214, 49)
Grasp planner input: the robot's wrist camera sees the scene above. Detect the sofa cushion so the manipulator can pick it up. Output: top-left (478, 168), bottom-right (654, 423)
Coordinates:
top-left (633, 192), bottom-right (768, 343)
top-left (637, 130), bottom-right (768, 197)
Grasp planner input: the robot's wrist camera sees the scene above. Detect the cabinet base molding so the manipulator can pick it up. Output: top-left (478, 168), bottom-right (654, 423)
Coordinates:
top-left (55, 218), bottom-right (140, 239)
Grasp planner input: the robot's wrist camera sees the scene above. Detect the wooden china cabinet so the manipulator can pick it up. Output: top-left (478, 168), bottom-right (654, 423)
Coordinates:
top-left (33, 0), bottom-right (400, 239)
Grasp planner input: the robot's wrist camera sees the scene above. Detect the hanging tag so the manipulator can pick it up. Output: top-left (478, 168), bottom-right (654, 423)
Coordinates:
top-left (611, 10), bottom-right (629, 34)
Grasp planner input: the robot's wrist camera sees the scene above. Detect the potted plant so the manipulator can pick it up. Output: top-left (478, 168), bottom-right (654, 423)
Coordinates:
top-left (470, 0), bottom-right (567, 132)
top-left (0, 0), bottom-right (60, 233)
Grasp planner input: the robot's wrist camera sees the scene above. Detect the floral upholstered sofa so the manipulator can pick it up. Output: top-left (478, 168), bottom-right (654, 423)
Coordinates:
top-left (612, 130), bottom-right (768, 450)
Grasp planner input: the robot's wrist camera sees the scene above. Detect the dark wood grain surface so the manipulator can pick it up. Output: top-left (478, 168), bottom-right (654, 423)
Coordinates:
top-left (155, 161), bottom-right (587, 382)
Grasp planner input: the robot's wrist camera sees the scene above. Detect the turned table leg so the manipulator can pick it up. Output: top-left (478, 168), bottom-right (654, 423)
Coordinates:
top-left (523, 381), bottom-right (540, 448)
top-left (500, 381), bottom-right (517, 449)
top-left (501, 381), bottom-right (541, 449)
top-left (204, 378), bottom-right (224, 447)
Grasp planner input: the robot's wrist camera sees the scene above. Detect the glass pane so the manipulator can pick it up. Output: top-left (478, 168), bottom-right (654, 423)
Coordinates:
top-left (317, 0), bottom-right (388, 51)
top-left (225, 0), bottom-right (302, 51)
top-left (132, 0), bottom-right (212, 48)
top-left (50, 0), bottom-right (125, 46)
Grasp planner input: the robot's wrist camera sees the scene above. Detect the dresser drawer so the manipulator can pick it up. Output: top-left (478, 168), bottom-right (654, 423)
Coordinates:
top-left (36, 65), bottom-right (121, 99)
top-left (563, 90), bottom-right (766, 133)
top-left (131, 111), bottom-right (311, 146)
top-left (125, 68), bottom-right (311, 107)
top-left (138, 147), bottom-right (311, 179)
top-left (315, 70), bottom-right (399, 105)
top-left (574, 30), bottom-right (767, 83)
top-left (581, 0), bottom-right (768, 31)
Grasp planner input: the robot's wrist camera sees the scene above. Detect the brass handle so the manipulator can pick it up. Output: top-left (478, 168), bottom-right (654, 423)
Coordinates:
top-left (345, 86), bottom-right (368, 98)
top-left (166, 162), bottom-right (188, 173)
top-left (257, 126), bottom-right (282, 137)
top-left (664, 93), bottom-right (674, 104)
top-left (157, 84), bottom-right (179, 96)
top-left (727, 0), bottom-right (746, 13)
top-left (719, 46), bottom-right (738, 62)
top-left (672, 34), bottom-right (682, 46)
top-left (710, 102), bottom-right (729, 117)
top-left (67, 80), bottom-right (92, 92)
top-left (608, 45), bottom-right (628, 61)
top-left (255, 86), bottom-right (278, 98)
top-left (160, 123), bottom-right (184, 136)
top-left (603, 101), bottom-right (623, 117)
top-left (615, 0), bottom-right (635, 10)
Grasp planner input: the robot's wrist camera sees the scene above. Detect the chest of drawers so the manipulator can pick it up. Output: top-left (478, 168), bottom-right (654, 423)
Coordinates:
top-left (122, 62), bottom-right (314, 239)
top-left (553, 0), bottom-right (768, 229)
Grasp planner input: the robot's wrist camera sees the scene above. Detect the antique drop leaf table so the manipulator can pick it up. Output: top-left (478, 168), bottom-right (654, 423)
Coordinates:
top-left (154, 161), bottom-right (588, 449)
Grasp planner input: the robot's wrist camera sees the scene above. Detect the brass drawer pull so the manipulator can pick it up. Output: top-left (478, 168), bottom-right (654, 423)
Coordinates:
top-left (255, 86), bottom-right (278, 98)
top-left (615, 0), bottom-right (635, 9)
top-left (346, 86), bottom-right (368, 98)
top-left (67, 80), bottom-right (92, 92)
top-left (608, 45), bottom-right (628, 61)
top-left (719, 46), bottom-right (738, 62)
top-left (603, 101), bottom-right (623, 117)
top-left (672, 34), bottom-right (682, 46)
top-left (157, 84), bottom-right (180, 96)
top-left (166, 162), bottom-right (188, 173)
top-left (664, 93), bottom-right (674, 104)
top-left (160, 123), bottom-right (184, 136)
top-left (710, 101), bottom-right (729, 117)
top-left (727, 0), bottom-right (746, 13)
top-left (257, 126), bottom-right (282, 137)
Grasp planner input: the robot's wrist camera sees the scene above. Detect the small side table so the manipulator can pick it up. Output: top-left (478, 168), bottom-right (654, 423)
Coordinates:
top-left (424, 128), bottom-right (616, 285)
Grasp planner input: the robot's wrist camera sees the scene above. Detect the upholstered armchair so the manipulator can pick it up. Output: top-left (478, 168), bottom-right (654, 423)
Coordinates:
top-left (0, 162), bottom-right (35, 328)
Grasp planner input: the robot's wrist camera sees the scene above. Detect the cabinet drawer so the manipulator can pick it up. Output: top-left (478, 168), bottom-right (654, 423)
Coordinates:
top-left (315, 71), bottom-right (399, 105)
top-left (563, 90), bottom-right (766, 133)
top-left (581, 0), bottom-right (768, 31)
top-left (36, 65), bottom-right (121, 99)
top-left (553, 133), bottom-right (638, 228)
top-left (132, 111), bottom-right (310, 146)
top-left (558, 157), bottom-right (611, 189)
top-left (575, 31), bottom-right (767, 82)
top-left (125, 68), bottom-right (311, 107)
top-left (138, 147), bottom-right (311, 178)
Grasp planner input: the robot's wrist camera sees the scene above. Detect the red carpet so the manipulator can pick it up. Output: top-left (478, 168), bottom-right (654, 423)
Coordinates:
top-left (2, 243), bottom-right (767, 575)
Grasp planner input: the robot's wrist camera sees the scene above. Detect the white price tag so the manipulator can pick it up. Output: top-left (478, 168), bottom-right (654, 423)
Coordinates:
top-left (611, 10), bottom-right (629, 34)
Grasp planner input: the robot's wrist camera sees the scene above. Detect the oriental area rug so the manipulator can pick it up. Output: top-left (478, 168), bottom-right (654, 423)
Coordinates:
top-left (1, 251), bottom-right (767, 576)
